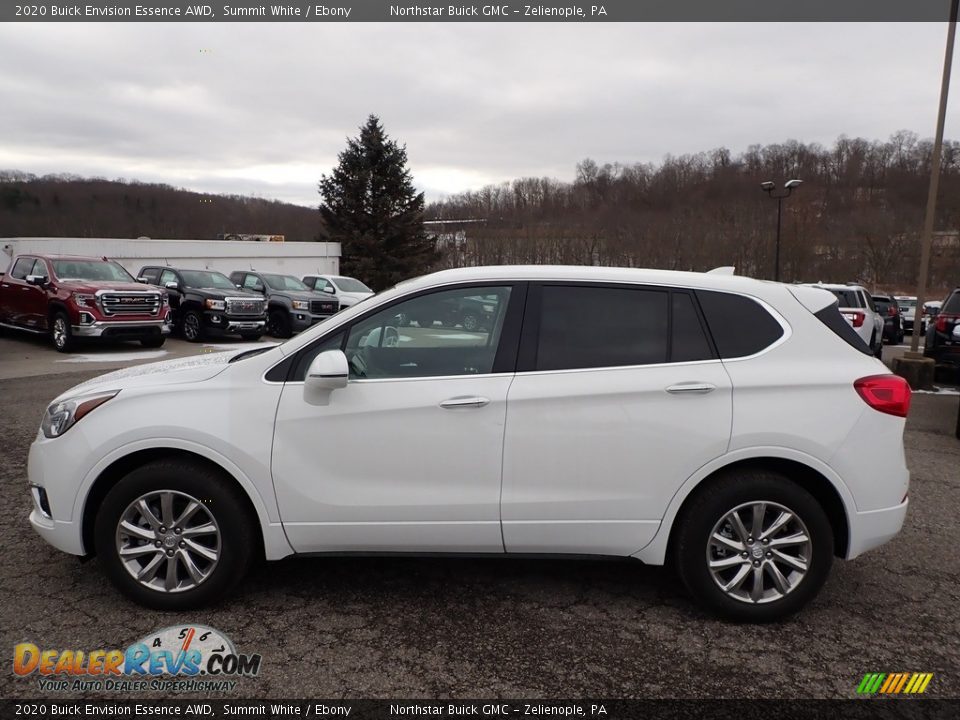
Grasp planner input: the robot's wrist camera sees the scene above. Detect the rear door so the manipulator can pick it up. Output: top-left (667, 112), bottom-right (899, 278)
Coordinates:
top-left (501, 283), bottom-right (732, 556)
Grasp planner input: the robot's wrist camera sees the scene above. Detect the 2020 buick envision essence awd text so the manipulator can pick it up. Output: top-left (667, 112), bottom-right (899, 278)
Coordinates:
top-left (27, 266), bottom-right (911, 621)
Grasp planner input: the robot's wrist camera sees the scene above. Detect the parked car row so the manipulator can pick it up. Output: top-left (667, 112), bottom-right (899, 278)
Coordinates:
top-left (0, 252), bottom-right (375, 352)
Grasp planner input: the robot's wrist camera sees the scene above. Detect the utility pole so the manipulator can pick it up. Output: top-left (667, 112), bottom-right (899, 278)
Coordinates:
top-left (909, 0), bottom-right (958, 355)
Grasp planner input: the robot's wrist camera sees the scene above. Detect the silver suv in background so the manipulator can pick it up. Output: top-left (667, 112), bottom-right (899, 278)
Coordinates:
top-left (803, 283), bottom-right (884, 358)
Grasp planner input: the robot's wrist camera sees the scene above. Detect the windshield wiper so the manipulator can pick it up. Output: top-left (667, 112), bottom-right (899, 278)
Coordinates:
top-left (229, 347), bottom-right (273, 363)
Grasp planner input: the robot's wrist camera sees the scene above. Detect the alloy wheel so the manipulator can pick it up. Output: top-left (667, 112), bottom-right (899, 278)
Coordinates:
top-left (183, 314), bottom-right (200, 341)
top-left (53, 317), bottom-right (67, 349)
top-left (706, 501), bottom-right (811, 604)
top-left (115, 490), bottom-right (221, 593)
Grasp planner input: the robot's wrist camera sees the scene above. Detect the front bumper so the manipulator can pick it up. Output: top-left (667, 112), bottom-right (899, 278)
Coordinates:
top-left (202, 310), bottom-right (266, 335)
top-left (72, 318), bottom-right (171, 339)
top-left (290, 312), bottom-right (333, 333)
top-left (28, 438), bottom-right (86, 556)
top-left (846, 498), bottom-right (909, 559)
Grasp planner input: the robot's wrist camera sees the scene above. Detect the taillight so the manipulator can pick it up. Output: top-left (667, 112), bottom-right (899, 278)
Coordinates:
top-left (854, 375), bottom-right (911, 418)
top-left (935, 314), bottom-right (957, 333)
top-left (843, 311), bottom-right (865, 328)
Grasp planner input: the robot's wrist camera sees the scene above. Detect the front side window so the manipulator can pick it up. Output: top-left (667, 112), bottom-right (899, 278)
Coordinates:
top-left (535, 286), bottom-right (669, 371)
top-left (159, 269), bottom-right (178, 287)
top-left (139, 268), bottom-right (160, 284)
top-left (242, 274), bottom-right (265, 292)
top-left (344, 286), bottom-right (513, 379)
top-left (10, 258), bottom-right (35, 279)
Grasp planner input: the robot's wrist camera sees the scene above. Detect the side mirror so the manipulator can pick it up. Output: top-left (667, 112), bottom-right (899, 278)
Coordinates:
top-left (236, 284), bottom-right (243, 289)
top-left (25, 274), bottom-right (48, 287)
top-left (304, 350), bottom-right (349, 399)
top-left (164, 281), bottom-right (180, 291)
top-left (322, 286), bottom-right (335, 294)
top-left (137, 277), bottom-right (149, 283)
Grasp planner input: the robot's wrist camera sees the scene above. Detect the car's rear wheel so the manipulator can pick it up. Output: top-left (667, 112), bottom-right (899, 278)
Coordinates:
top-left (673, 469), bottom-right (833, 622)
top-left (50, 312), bottom-right (75, 353)
top-left (94, 459), bottom-right (255, 610)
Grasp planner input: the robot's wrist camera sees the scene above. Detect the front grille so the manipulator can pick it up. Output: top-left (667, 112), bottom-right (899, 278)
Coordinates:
top-left (225, 297), bottom-right (265, 316)
top-left (98, 292), bottom-right (161, 316)
top-left (310, 299), bottom-right (338, 315)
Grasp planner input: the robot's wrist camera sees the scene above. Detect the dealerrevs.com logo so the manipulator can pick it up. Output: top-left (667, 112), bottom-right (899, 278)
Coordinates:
top-left (13, 625), bottom-right (261, 693)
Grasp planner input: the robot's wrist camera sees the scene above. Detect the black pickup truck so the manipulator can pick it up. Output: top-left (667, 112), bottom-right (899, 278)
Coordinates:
top-left (137, 266), bottom-right (266, 342)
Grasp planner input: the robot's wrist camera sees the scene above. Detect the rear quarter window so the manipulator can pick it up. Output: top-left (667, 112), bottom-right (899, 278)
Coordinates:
top-left (943, 291), bottom-right (960, 314)
top-left (814, 303), bottom-right (872, 355)
top-left (695, 290), bottom-right (784, 359)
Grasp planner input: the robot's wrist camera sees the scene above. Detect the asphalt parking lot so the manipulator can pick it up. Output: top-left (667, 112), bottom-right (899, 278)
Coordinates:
top-left (1, 333), bottom-right (958, 699)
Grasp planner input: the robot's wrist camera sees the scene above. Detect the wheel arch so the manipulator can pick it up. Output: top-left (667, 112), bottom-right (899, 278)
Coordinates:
top-left (635, 452), bottom-right (852, 565)
top-left (48, 300), bottom-right (71, 326)
top-left (81, 447), bottom-right (271, 561)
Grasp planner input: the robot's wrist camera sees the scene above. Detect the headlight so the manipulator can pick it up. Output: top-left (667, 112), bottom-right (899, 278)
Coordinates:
top-left (41, 390), bottom-right (119, 439)
top-left (292, 300), bottom-right (309, 310)
top-left (72, 292), bottom-right (96, 307)
top-left (204, 299), bottom-right (225, 310)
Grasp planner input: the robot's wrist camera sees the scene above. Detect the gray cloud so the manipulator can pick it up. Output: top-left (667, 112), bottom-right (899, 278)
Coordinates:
top-left (0, 22), bottom-right (955, 206)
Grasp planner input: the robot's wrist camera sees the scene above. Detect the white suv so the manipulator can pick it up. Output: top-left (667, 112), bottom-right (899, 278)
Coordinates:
top-left (27, 266), bottom-right (911, 622)
top-left (803, 283), bottom-right (884, 358)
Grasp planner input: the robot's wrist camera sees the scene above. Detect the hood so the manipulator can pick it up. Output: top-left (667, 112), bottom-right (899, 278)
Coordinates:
top-left (55, 280), bottom-right (154, 293)
top-left (51, 351), bottom-right (243, 402)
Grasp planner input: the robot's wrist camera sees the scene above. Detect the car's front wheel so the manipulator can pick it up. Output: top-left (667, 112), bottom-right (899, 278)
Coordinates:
top-left (50, 312), bottom-right (75, 353)
top-left (673, 469), bottom-right (833, 622)
top-left (181, 310), bottom-right (204, 342)
top-left (94, 459), bottom-right (255, 610)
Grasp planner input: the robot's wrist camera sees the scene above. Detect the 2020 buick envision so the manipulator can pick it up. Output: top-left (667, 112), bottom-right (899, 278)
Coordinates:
top-left (27, 266), bottom-right (911, 621)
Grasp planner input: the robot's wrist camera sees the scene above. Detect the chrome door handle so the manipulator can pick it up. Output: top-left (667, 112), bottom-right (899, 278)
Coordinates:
top-left (666, 382), bottom-right (716, 394)
top-left (439, 396), bottom-right (490, 409)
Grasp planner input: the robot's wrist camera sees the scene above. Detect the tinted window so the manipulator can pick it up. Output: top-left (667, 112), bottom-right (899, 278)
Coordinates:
top-left (242, 274), bottom-right (265, 292)
top-left (159, 269), bottom-right (178, 286)
top-left (815, 303), bottom-right (872, 355)
top-left (873, 297), bottom-right (895, 315)
top-left (696, 290), bottom-right (784, 358)
top-left (536, 286), bottom-right (668, 371)
top-left (672, 292), bottom-right (714, 362)
top-left (139, 268), bottom-right (160, 284)
top-left (345, 286), bottom-right (512, 379)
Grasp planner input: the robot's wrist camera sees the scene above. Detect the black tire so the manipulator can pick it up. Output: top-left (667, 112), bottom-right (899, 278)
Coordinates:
top-left (240, 333), bottom-right (263, 342)
top-left (50, 311), bottom-right (75, 353)
top-left (140, 336), bottom-right (166, 348)
top-left (672, 469), bottom-right (833, 622)
top-left (897, 329), bottom-right (905, 344)
top-left (267, 310), bottom-right (292, 338)
top-left (181, 310), bottom-right (204, 343)
top-left (94, 458), bottom-right (256, 610)
top-left (871, 332), bottom-right (882, 359)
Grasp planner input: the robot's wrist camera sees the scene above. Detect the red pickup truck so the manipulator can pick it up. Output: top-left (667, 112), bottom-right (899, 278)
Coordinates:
top-left (0, 254), bottom-right (172, 352)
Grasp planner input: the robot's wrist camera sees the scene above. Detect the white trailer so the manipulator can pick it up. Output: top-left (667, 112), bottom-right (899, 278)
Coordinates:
top-left (1, 237), bottom-right (340, 278)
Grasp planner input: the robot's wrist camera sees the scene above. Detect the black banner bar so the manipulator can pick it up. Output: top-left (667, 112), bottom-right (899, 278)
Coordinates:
top-left (2, 700), bottom-right (960, 719)
top-left (1, 0), bottom-right (955, 23)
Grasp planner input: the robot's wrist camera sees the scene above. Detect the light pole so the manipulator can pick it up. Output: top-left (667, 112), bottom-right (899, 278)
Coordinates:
top-left (761, 179), bottom-right (803, 282)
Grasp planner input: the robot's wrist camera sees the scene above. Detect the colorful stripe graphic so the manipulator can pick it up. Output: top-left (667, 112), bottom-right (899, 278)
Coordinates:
top-left (857, 673), bottom-right (933, 694)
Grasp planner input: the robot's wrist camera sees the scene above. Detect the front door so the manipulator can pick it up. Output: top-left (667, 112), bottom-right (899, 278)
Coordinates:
top-left (271, 283), bottom-right (521, 553)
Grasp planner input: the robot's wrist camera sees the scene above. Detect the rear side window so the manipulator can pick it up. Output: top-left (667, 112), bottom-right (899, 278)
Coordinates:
top-left (536, 286), bottom-right (668, 370)
top-left (814, 303), bottom-right (872, 355)
top-left (696, 290), bottom-right (784, 359)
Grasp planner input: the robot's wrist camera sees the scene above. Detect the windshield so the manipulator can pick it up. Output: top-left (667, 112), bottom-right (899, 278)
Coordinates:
top-left (263, 273), bottom-right (309, 291)
top-left (52, 259), bottom-right (135, 283)
top-left (333, 276), bottom-right (372, 293)
top-left (180, 270), bottom-right (237, 290)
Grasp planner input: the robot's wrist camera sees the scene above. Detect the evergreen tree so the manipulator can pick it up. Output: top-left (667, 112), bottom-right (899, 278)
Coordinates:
top-left (318, 115), bottom-right (437, 290)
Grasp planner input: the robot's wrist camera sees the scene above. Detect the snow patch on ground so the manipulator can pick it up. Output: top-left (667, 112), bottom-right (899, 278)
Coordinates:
top-left (56, 350), bottom-right (170, 364)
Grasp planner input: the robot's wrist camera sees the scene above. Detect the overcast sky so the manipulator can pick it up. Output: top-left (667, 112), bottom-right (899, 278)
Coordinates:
top-left (0, 22), bottom-right (956, 206)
